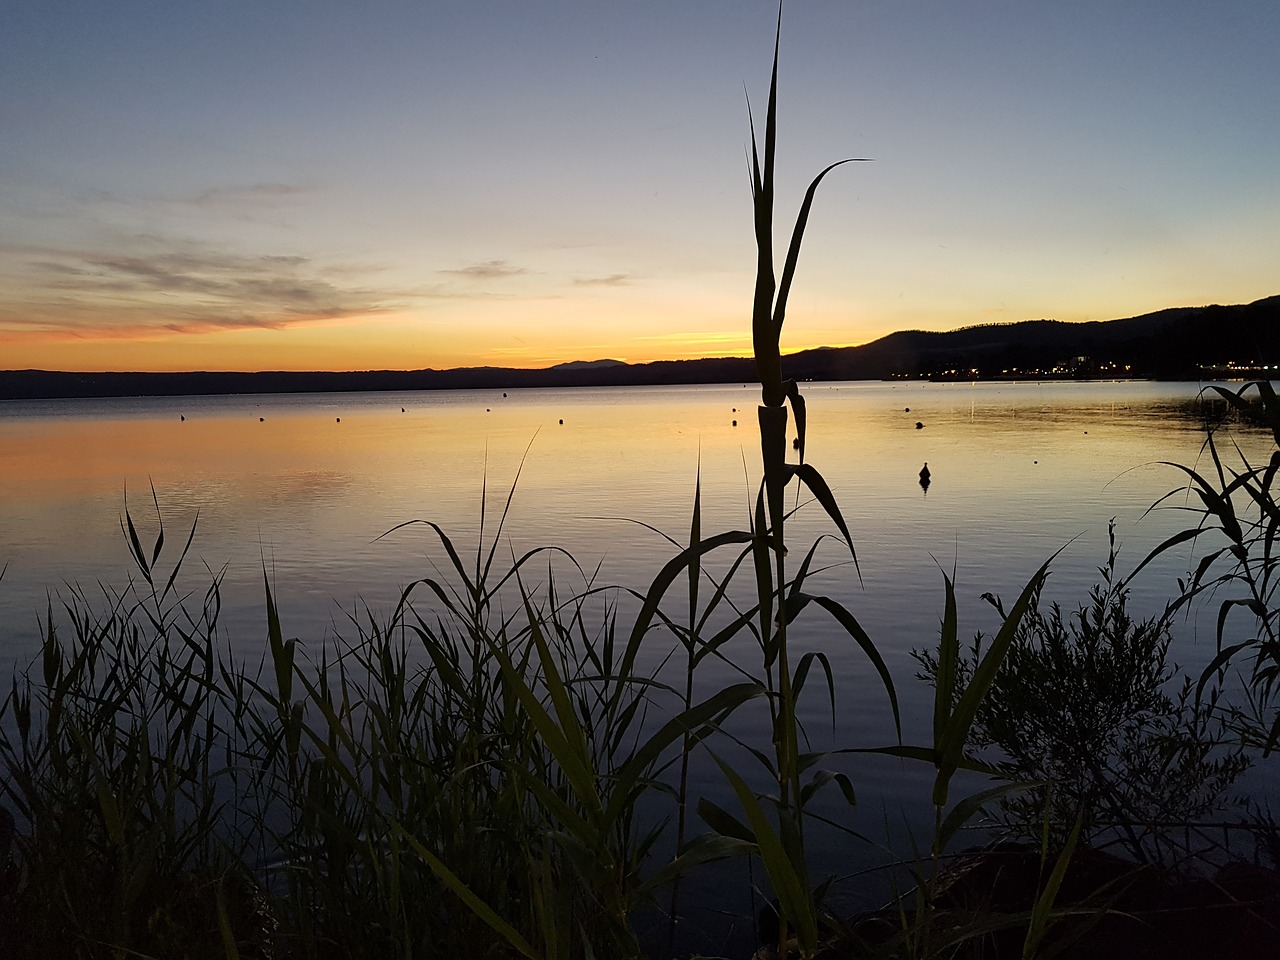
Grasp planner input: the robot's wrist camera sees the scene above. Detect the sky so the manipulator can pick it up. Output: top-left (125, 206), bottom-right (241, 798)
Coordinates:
top-left (2, 1), bottom-right (1278, 373)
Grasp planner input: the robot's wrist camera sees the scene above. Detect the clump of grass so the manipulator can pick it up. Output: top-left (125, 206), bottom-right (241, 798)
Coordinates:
top-left (0, 494), bottom-right (266, 959)
top-left (0, 487), bottom-right (700, 959)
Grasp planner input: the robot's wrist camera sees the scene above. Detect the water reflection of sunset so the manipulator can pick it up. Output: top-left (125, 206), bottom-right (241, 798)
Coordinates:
top-left (3, 383), bottom-right (1264, 653)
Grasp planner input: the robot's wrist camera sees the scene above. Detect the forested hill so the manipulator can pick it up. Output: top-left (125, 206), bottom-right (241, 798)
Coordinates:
top-left (4, 295), bottom-right (1278, 400)
top-left (788, 295), bottom-right (1280, 381)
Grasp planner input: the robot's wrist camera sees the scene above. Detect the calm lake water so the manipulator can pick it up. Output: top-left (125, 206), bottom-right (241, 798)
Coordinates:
top-left (0, 380), bottom-right (1254, 666)
top-left (1, 379), bottom-right (1274, 951)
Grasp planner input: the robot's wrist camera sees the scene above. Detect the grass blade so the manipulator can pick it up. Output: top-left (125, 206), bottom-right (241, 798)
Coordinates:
top-left (935, 557), bottom-right (1053, 807)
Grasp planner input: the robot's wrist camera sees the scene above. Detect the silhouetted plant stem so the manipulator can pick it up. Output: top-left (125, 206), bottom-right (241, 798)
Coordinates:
top-left (743, 7), bottom-right (871, 955)
top-left (666, 471), bottom-right (703, 958)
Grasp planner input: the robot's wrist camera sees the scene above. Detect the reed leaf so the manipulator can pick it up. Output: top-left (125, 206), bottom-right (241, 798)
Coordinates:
top-left (392, 820), bottom-right (541, 960)
top-left (625, 529), bottom-right (754, 673)
top-left (697, 796), bottom-right (757, 844)
top-left (933, 570), bottom-right (959, 748)
top-left (1022, 812), bottom-right (1085, 960)
top-left (715, 753), bottom-right (818, 953)
top-left (605, 681), bottom-right (765, 828)
top-left (937, 781), bottom-right (1035, 853)
top-left (790, 592), bottom-right (899, 738)
top-left (789, 463), bottom-right (855, 559)
top-left (773, 157), bottom-right (869, 340)
top-left (935, 557), bottom-right (1053, 807)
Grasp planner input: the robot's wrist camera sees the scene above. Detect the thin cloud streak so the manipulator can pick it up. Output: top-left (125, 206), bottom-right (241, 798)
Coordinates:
top-left (572, 273), bottom-right (635, 287)
top-left (439, 259), bottom-right (527, 281)
top-left (186, 183), bottom-right (310, 206)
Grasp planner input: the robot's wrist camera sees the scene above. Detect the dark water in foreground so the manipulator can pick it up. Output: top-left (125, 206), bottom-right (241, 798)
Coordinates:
top-left (1, 379), bottom-right (1274, 953)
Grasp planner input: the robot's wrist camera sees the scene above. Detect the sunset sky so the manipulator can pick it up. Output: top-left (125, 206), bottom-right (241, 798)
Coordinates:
top-left (2, 1), bottom-right (1277, 373)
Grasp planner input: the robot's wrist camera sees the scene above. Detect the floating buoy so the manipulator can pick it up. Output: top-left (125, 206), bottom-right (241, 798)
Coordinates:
top-left (905, 407), bottom-right (910, 412)
top-left (259, 417), bottom-right (265, 422)
top-left (180, 415), bottom-right (185, 421)
top-left (559, 419), bottom-right (564, 425)
top-left (919, 462), bottom-right (931, 482)
top-left (915, 421), bottom-right (924, 429)
top-left (336, 417), bottom-right (340, 422)
top-left (401, 407), bottom-right (405, 412)
top-left (732, 420), bottom-right (738, 427)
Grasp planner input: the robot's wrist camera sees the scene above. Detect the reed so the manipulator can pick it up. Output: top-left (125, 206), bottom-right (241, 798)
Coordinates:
top-left (694, 10), bottom-right (1060, 958)
top-left (0, 488), bottom-right (704, 959)
top-left (0, 501), bottom-right (263, 959)
top-left (1136, 379), bottom-right (1280, 751)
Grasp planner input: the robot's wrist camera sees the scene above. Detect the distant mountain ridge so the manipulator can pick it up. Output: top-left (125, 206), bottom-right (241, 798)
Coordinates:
top-left (4, 296), bottom-right (1278, 400)
top-left (788, 295), bottom-right (1280, 382)
top-left (548, 359), bottom-right (626, 371)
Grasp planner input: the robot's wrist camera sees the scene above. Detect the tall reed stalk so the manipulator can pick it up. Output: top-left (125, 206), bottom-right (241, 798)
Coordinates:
top-left (729, 15), bottom-right (1059, 959)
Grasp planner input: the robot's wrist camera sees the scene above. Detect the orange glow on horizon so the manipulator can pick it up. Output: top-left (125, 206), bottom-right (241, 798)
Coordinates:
top-left (1, 332), bottom-right (885, 374)
top-left (0, 292), bottom-right (894, 373)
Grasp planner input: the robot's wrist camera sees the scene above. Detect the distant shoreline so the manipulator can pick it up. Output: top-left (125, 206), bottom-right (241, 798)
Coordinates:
top-left (5, 295), bottom-right (1277, 401)
top-left (0, 369), bottom-right (1192, 403)
top-left (0, 370), bottom-right (1245, 404)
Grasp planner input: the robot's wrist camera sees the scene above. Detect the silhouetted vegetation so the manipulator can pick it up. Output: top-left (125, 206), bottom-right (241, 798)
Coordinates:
top-left (915, 526), bottom-right (1249, 865)
top-left (4, 10), bottom-right (1279, 960)
top-left (1139, 380), bottom-right (1280, 751)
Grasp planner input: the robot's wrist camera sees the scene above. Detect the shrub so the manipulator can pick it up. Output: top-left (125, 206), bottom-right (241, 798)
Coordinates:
top-left (915, 526), bottom-right (1249, 865)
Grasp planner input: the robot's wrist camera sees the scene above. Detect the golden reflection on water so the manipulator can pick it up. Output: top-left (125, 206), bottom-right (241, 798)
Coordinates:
top-left (1, 380), bottom-right (1266, 676)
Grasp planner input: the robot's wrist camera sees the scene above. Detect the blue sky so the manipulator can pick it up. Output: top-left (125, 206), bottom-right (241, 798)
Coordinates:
top-left (2, 1), bottom-right (1277, 371)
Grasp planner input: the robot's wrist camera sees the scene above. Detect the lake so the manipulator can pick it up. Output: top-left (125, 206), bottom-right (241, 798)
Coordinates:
top-left (0, 380), bottom-right (1248, 666)
top-left (0, 378), bottom-right (1273, 952)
